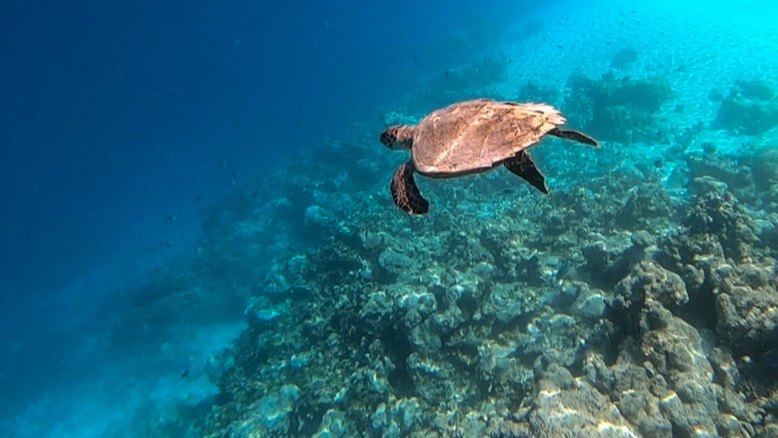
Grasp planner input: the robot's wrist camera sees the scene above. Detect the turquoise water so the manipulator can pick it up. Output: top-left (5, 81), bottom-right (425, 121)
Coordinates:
top-left (1, 0), bottom-right (777, 436)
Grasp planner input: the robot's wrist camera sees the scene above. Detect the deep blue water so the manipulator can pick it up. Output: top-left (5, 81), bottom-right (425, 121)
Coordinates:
top-left (1, 0), bottom-right (534, 304)
top-left (0, 0), bottom-right (545, 434)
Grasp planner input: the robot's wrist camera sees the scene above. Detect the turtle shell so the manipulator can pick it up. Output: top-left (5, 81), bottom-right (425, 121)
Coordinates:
top-left (411, 99), bottom-right (566, 177)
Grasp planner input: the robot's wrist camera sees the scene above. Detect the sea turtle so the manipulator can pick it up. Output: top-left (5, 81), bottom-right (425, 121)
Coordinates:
top-left (380, 98), bottom-right (599, 214)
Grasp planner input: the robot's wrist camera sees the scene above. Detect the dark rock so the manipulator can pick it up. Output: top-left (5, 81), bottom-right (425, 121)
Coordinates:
top-left (618, 183), bottom-right (677, 230)
top-left (570, 283), bottom-right (607, 320)
top-left (735, 79), bottom-right (776, 101)
top-left (712, 261), bottom-right (778, 349)
top-left (639, 301), bottom-right (712, 384)
top-left (684, 178), bottom-right (760, 263)
top-left (687, 150), bottom-right (754, 194)
top-left (406, 353), bottom-right (457, 403)
top-left (565, 73), bottom-right (674, 144)
top-left (569, 74), bottom-right (673, 113)
top-left (715, 80), bottom-right (778, 135)
top-left (529, 363), bottom-right (639, 437)
top-left (707, 346), bottom-right (741, 390)
top-left (613, 261), bottom-right (689, 316)
top-left (582, 232), bottom-right (651, 289)
top-left (583, 347), bottom-right (672, 438)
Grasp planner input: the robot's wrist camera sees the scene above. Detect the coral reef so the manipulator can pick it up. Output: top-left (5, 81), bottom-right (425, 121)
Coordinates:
top-left (517, 81), bottom-right (560, 105)
top-left (565, 73), bottom-right (674, 143)
top-left (181, 118), bottom-right (778, 436)
top-left (122, 63), bottom-right (778, 437)
top-left (714, 79), bottom-right (778, 135)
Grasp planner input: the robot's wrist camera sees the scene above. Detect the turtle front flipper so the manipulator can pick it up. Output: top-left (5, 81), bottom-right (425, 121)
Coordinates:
top-left (390, 162), bottom-right (429, 214)
top-left (549, 128), bottom-right (600, 147)
top-left (504, 151), bottom-right (549, 194)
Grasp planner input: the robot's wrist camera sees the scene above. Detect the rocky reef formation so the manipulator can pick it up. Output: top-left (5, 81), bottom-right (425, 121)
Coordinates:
top-left (564, 72), bottom-right (674, 144)
top-left (172, 114), bottom-right (778, 437)
top-left (120, 66), bottom-right (778, 436)
top-left (714, 79), bottom-right (778, 136)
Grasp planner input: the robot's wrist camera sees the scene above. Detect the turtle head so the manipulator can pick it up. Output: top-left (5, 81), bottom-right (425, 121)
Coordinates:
top-left (380, 125), bottom-right (414, 150)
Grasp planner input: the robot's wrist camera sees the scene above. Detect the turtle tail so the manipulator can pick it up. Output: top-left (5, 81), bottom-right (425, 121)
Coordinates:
top-left (549, 128), bottom-right (599, 147)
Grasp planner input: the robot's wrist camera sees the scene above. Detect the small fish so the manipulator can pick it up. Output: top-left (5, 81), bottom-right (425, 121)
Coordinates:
top-left (180, 369), bottom-right (190, 379)
top-left (763, 348), bottom-right (778, 368)
top-left (653, 160), bottom-right (664, 168)
top-left (161, 241), bottom-right (173, 248)
top-left (742, 347), bottom-right (778, 373)
top-left (165, 215), bottom-right (177, 222)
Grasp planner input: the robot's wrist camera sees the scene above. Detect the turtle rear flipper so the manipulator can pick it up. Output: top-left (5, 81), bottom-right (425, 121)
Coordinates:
top-left (390, 162), bottom-right (430, 214)
top-left (504, 151), bottom-right (549, 194)
top-left (549, 128), bottom-right (599, 147)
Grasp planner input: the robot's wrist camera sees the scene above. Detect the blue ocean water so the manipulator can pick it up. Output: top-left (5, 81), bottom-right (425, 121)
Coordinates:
top-left (1, 0), bottom-right (777, 436)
